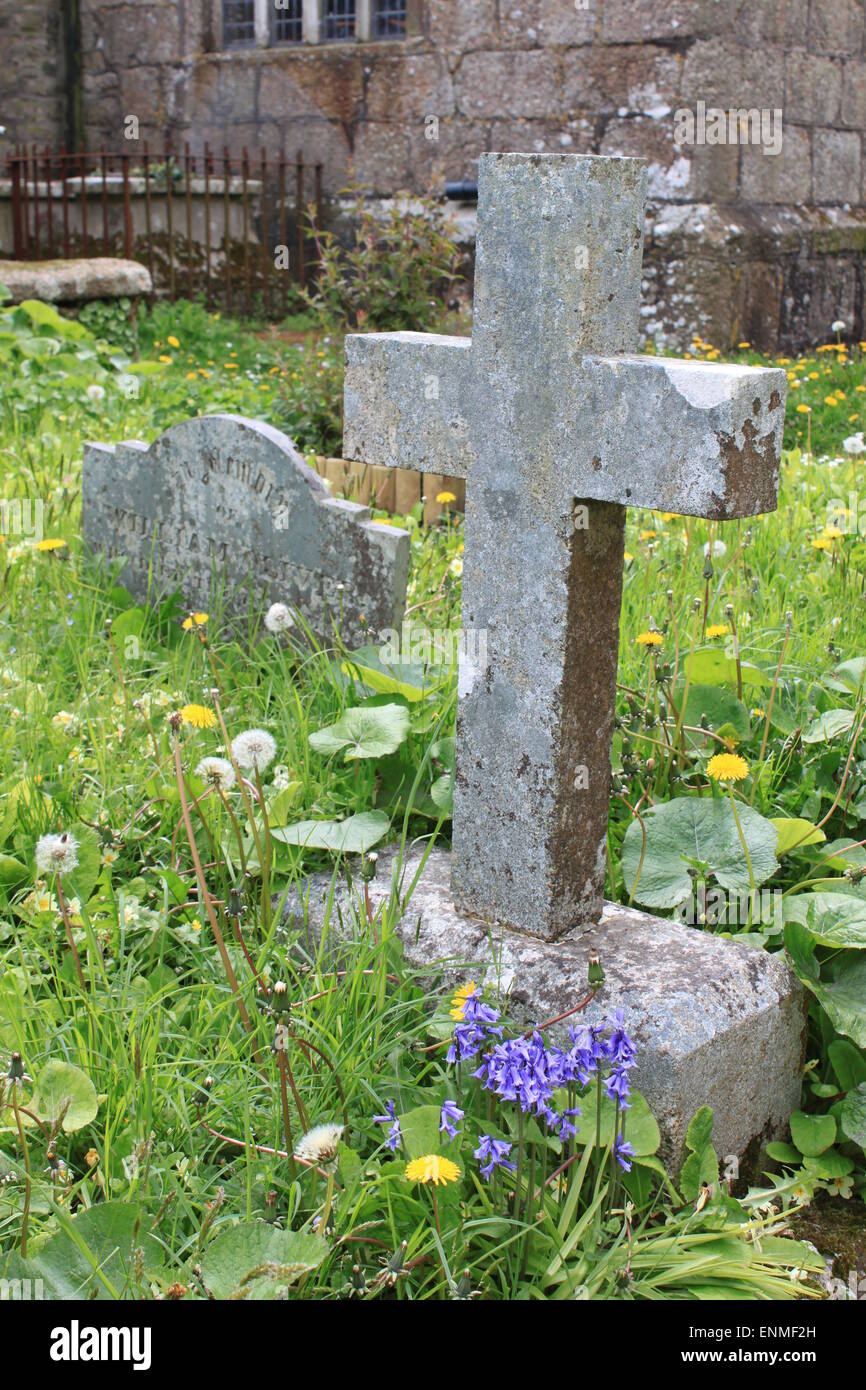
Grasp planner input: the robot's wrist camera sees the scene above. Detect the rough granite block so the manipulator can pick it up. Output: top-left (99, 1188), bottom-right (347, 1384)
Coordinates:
top-left (283, 846), bottom-right (806, 1173)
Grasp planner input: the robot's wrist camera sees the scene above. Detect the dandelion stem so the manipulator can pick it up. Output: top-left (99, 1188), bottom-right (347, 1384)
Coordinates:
top-left (56, 876), bottom-right (86, 991)
top-left (277, 1050), bottom-right (297, 1182)
top-left (12, 1088), bottom-right (30, 1258)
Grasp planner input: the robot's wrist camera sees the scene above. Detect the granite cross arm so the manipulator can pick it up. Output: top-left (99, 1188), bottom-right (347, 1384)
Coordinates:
top-left (344, 153), bottom-right (787, 943)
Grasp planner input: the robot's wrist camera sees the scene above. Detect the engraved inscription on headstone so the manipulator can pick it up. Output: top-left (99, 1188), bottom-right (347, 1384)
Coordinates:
top-left (82, 414), bottom-right (409, 647)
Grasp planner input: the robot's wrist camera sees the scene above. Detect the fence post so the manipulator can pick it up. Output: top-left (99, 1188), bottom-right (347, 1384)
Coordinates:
top-left (143, 141), bottom-right (154, 291)
top-left (204, 142), bottom-right (212, 308)
top-left (122, 150), bottom-right (133, 258)
top-left (100, 144), bottom-right (110, 253)
top-left (296, 150), bottom-right (305, 290)
top-left (60, 144), bottom-right (70, 258)
top-left (44, 146), bottom-right (55, 258)
top-left (10, 156), bottom-right (23, 258)
top-left (165, 136), bottom-right (175, 302)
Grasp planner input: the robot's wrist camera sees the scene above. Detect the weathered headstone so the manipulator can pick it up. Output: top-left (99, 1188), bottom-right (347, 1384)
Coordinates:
top-left (290, 154), bottom-right (804, 1169)
top-left (82, 414), bottom-right (409, 647)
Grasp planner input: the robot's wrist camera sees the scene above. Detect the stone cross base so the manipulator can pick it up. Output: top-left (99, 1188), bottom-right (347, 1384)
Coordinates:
top-left (282, 846), bottom-right (806, 1173)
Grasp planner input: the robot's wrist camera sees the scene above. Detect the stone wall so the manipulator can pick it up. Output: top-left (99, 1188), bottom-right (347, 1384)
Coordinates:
top-left (4, 1), bottom-right (866, 348)
top-left (0, 0), bottom-right (69, 146)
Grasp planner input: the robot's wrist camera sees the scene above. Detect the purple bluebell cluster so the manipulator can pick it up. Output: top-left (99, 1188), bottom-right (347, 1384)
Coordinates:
top-left (474, 1134), bottom-right (517, 1181)
top-left (447, 995), bottom-right (638, 1161)
top-left (439, 1099), bottom-right (465, 1142)
top-left (446, 993), bottom-right (504, 1064)
top-left (373, 1099), bottom-right (402, 1153)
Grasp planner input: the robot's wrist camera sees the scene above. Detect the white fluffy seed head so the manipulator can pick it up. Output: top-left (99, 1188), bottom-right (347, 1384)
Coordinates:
top-left (195, 756), bottom-right (236, 792)
top-left (294, 1123), bottom-right (345, 1165)
top-left (265, 602), bottom-right (294, 634)
top-left (231, 728), bottom-right (277, 772)
top-left (35, 832), bottom-right (79, 876)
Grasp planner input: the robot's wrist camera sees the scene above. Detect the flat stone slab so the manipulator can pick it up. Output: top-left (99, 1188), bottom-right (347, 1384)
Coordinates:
top-left (283, 845), bottom-right (806, 1172)
top-left (0, 258), bottom-right (152, 303)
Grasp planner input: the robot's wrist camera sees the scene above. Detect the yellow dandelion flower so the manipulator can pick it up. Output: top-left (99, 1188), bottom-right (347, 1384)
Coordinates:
top-left (225, 362), bottom-right (238, 370)
top-left (707, 752), bottom-right (750, 783)
top-left (182, 612), bottom-right (209, 630)
top-left (811, 536), bottom-right (833, 551)
top-left (405, 1154), bottom-right (461, 1186)
top-left (751, 707), bottom-right (766, 720)
top-left (823, 525), bottom-right (844, 540)
top-left (825, 396), bottom-right (839, 407)
top-left (706, 623), bottom-right (729, 639)
top-left (737, 341), bottom-right (751, 348)
top-left (450, 980), bottom-right (477, 1020)
top-left (636, 631), bottom-right (663, 647)
top-left (167, 335), bottom-right (180, 348)
top-left (186, 371), bottom-right (197, 380)
top-left (436, 490), bottom-right (457, 504)
top-left (796, 404), bottom-right (811, 414)
top-left (639, 529), bottom-right (657, 540)
top-left (158, 355), bottom-right (173, 364)
top-left (180, 704), bottom-right (217, 730)
top-left (35, 538), bottom-right (66, 552)
top-left (623, 551), bottom-right (634, 563)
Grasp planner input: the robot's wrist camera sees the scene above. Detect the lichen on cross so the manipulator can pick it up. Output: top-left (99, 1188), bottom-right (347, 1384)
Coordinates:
top-left (344, 153), bottom-right (787, 943)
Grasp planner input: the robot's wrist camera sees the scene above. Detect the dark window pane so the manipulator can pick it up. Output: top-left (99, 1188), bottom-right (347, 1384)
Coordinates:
top-left (223, 0), bottom-right (256, 46)
top-left (373, 0), bottom-right (407, 38)
top-left (323, 0), bottom-right (356, 41)
top-left (273, 0), bottom-right (303, 43)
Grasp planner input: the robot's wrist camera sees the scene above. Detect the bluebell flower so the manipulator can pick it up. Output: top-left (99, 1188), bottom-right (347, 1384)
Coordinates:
top-left (439, 1099), bottom-right (465, 1142)
top-left (474, 1134), bottom-right (517, 1181)
top-left (605, 1010), bottom-right (637, 1068)
top-left (604, 1065), bottom-right (633, 1105)
top-left (447, 997), bottom-right (503, 1064)
top-left (614, 1135), bottom-right (635, 1172)
top-left (373, 1098), bottom-right (402, 1153)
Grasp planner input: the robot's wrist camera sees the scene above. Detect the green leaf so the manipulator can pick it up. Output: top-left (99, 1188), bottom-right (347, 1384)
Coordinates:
top-left (789, 1109), bottom-right (836, 1157)
top-left (199, 1222), bottom-right (328, 1299)
top-left (783, 893), bottom-right (866, 948)
top-left (2, 1202), bottom-right (164, 1298)
top-left (831, 658), bottom-right (866, 694)
top-left (0, 853), bottom-right (28, 887)
top-left (272, 810), bottom-right (390, 854)
top-left (32, 1060), bottom-right (98, 1133)
top-left (430, 772), bottom-right (453, 813)
top-left (621, 796), bottom-right (778, 909)
top-left (399, 1104), bottom-right (444, 1159)
top-left (828, 1040), bottom-right (866, 1092)
top-left (680, 1146), bottom-right (720, 1202)
top-left (677, 683), bottom-right (751, 742)
top-left (67, 824), bottom-right (102, 904)
top-left (805, 1148), bottom-right (855, 1179)
top-left (685, 1106), bottom-right (715, 1154)
top-left (802, 709), bottom-right (855, 744)
top-left (765, 1141), bottom-right (801, 1166)
top-left (309, 702), bottom-right (410, 760)
top-left (771, 818), bottom-right (826, 856)
top-left (17, 299), bottom-right (89, 339)
top-left (572, 1088), bottom-right (660, 1157)
top-left (682, 648), bottom-right (771, 689)
top-left (267, 782), bottom-right (303, 827)
top-left (840, 1082), bottom-right (866, 1147)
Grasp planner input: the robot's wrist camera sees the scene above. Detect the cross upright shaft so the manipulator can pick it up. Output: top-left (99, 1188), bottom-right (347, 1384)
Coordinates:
top-left (344, 153), bottom-right (787, 941)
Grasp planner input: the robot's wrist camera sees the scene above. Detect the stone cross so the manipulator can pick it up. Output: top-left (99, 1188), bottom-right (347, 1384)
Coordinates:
top-left (82, 414), bottom-right (409, 648)
top-left (345, 153), bottom-right (787, 942)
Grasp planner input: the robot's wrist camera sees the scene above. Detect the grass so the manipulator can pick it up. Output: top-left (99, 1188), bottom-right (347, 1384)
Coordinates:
top-left (0, 299), bottom-right (863, 1300)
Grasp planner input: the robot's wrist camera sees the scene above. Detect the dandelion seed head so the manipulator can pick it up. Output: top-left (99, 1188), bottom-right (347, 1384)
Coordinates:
top-left (35, 832), bottom-right (79, 876)
top-left (232, 728), bottom-right (277, 772)
top-left (195, 756), bottom-right (236, 791)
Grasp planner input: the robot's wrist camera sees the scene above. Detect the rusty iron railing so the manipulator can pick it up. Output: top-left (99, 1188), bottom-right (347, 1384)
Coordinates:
top-left (5, 141), bottom-right (325, 317)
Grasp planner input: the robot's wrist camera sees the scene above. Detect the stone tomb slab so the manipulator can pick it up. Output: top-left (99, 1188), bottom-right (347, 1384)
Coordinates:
top-left (284, 845), bottom-right (805, 1172)
top-left (82, 414), bottom-right (409, 647)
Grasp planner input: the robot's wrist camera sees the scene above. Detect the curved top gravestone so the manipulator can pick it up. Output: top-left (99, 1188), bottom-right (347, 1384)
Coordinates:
top-left (82, 414), bottom-right (409, 647)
